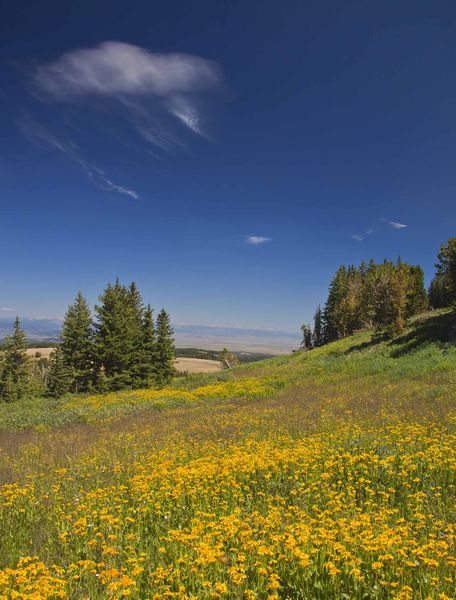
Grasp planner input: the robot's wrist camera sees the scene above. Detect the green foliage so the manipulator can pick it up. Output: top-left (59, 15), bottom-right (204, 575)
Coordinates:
top-left (61, 291), bottom-right (94, 392)
top-left (434, 237), bottom-right (456, 305)
top-left (94, 280), bottom-right (140, 390)
top-left (428, 273), bottom-right (452, 308)
top-left (313, 305), bottom-right (323, 347)
top-left (93, 281), bottom-right (173, 390)
top-left (219, 347), bottom-right (240, 367)
top-left (322, 259), bottom-right (427, 342)
top-left (47, 348), bottom-right (73, 398)
top-left (0, 318), bottom-right (31, 402)
top-left (155, 309), bottom-right (175, 387)
top-left (300, 323), bottom-right (313, 349)
top-left (138, 304), bottom-right (157, 386)
top-left (93, 366), bottom-right (107, 393)
top-left (126, 282), bottom-right (147, 386)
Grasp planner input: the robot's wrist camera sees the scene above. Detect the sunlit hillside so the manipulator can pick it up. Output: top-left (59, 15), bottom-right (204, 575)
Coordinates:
top-left (0, 309), bottom-right (455, 599)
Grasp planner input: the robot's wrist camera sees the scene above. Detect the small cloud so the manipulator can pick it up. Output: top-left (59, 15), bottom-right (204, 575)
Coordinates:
top-left (1, 307), bottom-right (14, 311)
top-left (246, 236), bottom-right (271, 245)
top-left (351, 227), bottom-right (374, 242)
top-left (379, 218), bottom-right (407, 229)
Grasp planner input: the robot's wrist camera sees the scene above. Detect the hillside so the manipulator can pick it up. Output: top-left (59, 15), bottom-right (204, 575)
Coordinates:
top-left (0, 309), bottom-right (454, 598)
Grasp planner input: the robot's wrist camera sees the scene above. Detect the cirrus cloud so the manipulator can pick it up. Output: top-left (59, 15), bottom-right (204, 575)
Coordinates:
top-left (20, 42), bottom-right (225, 198)
top-left (379, 218), bottom-right (407, 229)
top-left (18, 114), bottom-right (139, 199)
top-left (30, 41), bottom-right (224, 148)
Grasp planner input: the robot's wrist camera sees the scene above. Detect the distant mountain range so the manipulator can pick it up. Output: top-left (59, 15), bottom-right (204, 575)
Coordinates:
top-left (0, 317), bottom-right (63, 342)
top-left (0, 317), bottom-right (300, 354)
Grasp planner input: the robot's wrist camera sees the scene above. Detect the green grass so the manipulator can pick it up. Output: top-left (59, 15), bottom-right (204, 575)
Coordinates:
top-left (0, 309), bottom-right (455, 431)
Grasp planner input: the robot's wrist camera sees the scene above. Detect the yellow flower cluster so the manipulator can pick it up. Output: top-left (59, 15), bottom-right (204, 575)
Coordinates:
top-left (0, 416), bottom-right (454, 598)
top-left (58, 377), bottom-right (285, 422)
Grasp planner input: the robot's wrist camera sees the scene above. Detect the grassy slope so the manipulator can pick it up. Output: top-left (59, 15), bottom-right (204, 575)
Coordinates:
top-left (0, 310), bottom-right (454, 599)
top-left (1, 309), bottom-right (455, 431)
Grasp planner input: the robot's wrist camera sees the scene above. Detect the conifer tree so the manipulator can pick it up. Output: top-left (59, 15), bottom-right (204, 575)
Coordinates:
top-left (428, 274), bottom-right (452, 308)
top-left (318, 257), bottom-right (426, 344)
top-left (93, 366), bottom-right (107, 393)
top-left (61, 292), bottom-right (94, 392)
top-left (127, 282), bottom-right (146, 387)
top-left (139, 304), bottom-right (157, 386)
top-left (47, 348), bottom-right (73, 398)
top-left (300, 324), bottom-right (313, 350)
top-left (94, 280), bottom-right (133, 390)
top-left (323, 266), bottom-right (350, 341)
top-left (94, 280), bottom-right (151, 389)
top-left (313, 305), bottom-right (323, 347)
top-left (401, 264), bottom-right (428, 317)
top-left (435, 238), bottom-right (456, 304)
top-left (0, 317), bottom-right (30, 401)
top-left (371, 261), bottom-right (406, 338)
top-left (155, 309), bottom-right (175, 387)
top-left (360, 261), bottom-right (378, 329)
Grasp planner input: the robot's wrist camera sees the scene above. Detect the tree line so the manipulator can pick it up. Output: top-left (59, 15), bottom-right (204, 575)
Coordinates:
top-left (301, 237), bottom-right (456, 349)
top-left (0, 280), bottom-right (175, 401)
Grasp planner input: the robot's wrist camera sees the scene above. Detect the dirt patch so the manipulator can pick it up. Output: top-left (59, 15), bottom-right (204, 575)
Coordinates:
top-left (175, 357), bottom-right (223, 373)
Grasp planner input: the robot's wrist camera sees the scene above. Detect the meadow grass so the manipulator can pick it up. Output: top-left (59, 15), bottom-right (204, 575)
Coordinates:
top-left (0, 310), bottom-right (454, 598)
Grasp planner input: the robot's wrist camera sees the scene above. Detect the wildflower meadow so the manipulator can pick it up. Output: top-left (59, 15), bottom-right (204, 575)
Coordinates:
top-left (0, 312), bottom-right (455, 599)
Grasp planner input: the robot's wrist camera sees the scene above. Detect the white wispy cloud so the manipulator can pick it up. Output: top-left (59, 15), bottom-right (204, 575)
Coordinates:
top-left (32, 42), bottom-right (221, 98)
top-left (1, 307), bottom-right (14, 311)
top-left (351, 228), bottom-right (374, 242)
top-left (18, 114), bottom-right (139, 199)
top-left (379, 218), bottom-right (407, 229)
top-left (246, 236), bottom-right (271, 245)
top-left (30, 41), bottom-right (223, 150)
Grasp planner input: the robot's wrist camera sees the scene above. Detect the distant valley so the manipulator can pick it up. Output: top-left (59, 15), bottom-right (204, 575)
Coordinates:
top-left (0, 316), bottom-right (300, 354)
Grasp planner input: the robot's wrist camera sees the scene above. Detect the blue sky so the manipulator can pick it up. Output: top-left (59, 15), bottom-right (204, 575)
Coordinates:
top-left (1, 0), bottom-right (456, 332)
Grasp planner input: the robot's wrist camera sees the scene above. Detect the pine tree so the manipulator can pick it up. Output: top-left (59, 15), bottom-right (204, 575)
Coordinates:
top-left (313, 305), bottom-right (323, 347)
top-left (94, 280), bottom-right (132, 390)
top-left (94, 280), bottom-right (150, 390)
top-left (300, 324), bottom-right (313, 350)
top-left (323, 266), bottom-right (350, 341)
top-left (127, 282), bottom-right (146, 387)
top-left (47, 348), bottom-right (73, 398)
top-left (317, 257), bottom-right (425, 345)
top-left (155, 309), bottom-right (175, 387)
top-left (139, 304), bottom-right (157, 386)
top-left (435, 238), bottom-right (456, 304)
top-left (360, 261), bottom-right (378, 329)
top-left (93, 366), bottom-right (107, 393)
top-left (61, 292), bottom-right (94, 392)
top-left (0, 373), bottom-right (14, 403)
top-left (0, 317), bottom-right (30, 401)
top-left (401, 264), bottom-right (428, 318)
top-left (371, 261), bottom-right (406, 338)
top-left (428, 274), bottom-right (452, 308)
